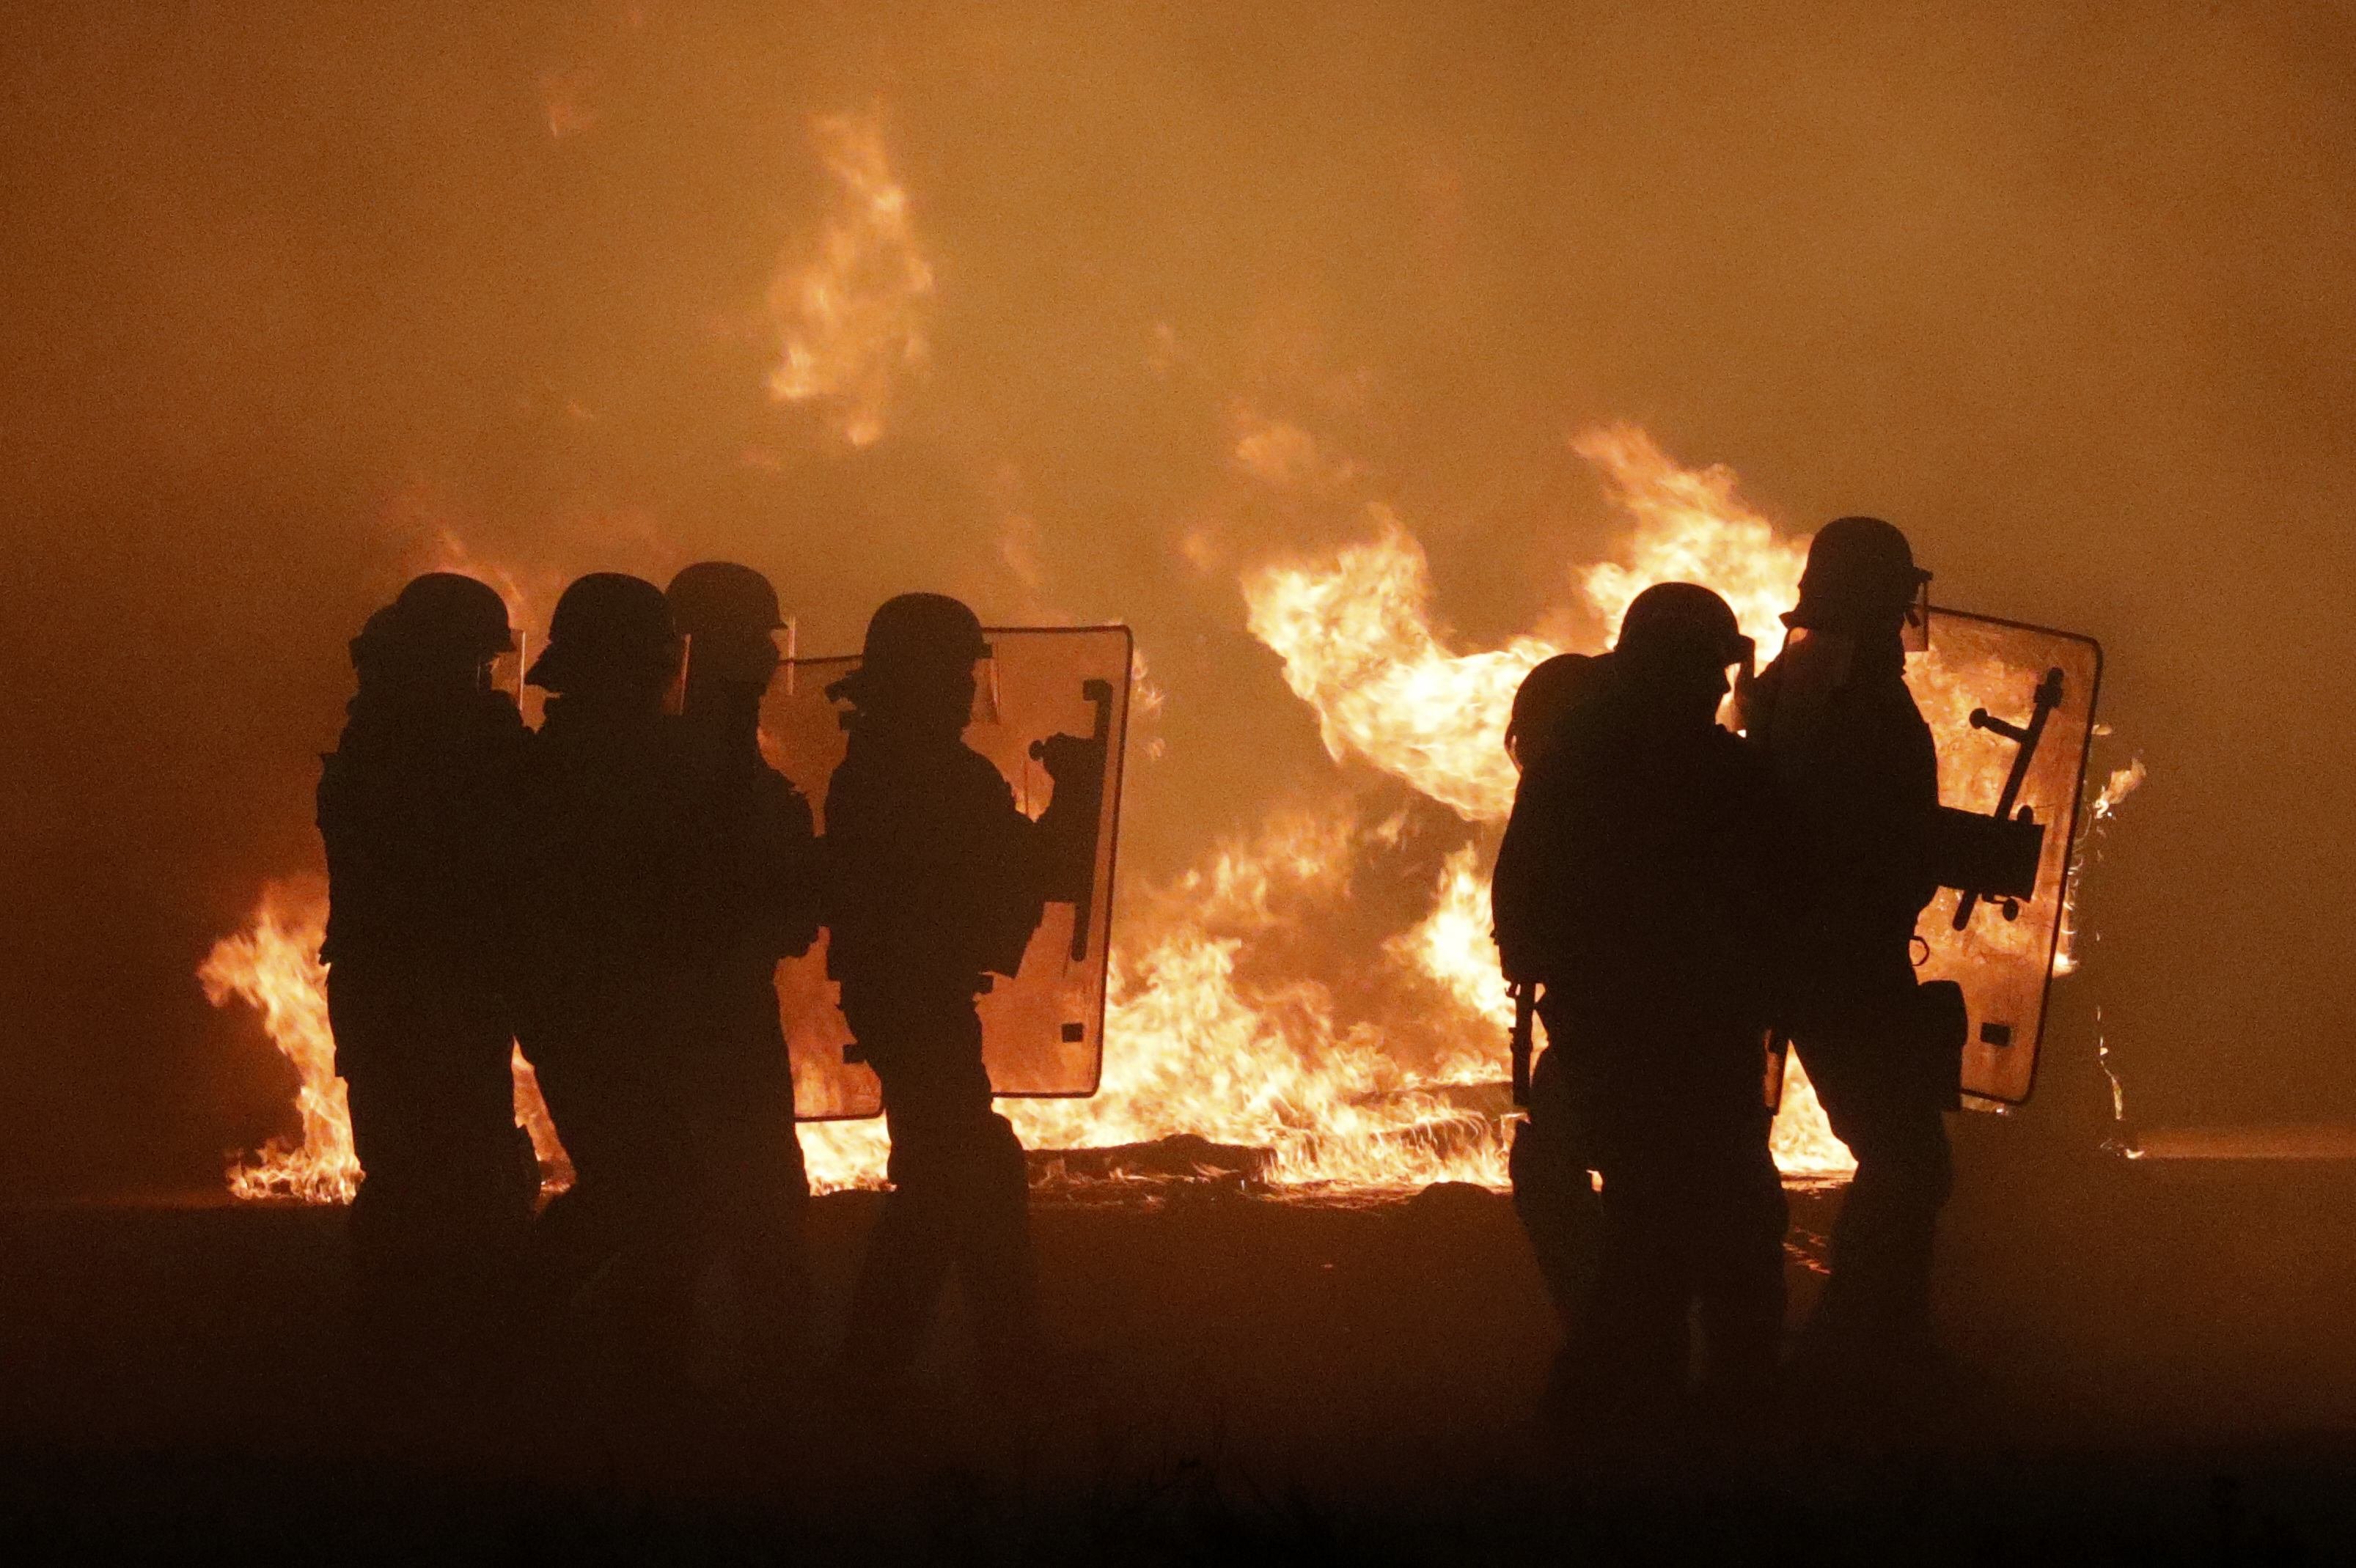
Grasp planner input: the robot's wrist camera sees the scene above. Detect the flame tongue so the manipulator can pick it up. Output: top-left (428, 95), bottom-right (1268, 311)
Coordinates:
top-left (1247, 513), bottom-right (1551, 825)
top-left (200, 886), bottom-right (356, 1204)
top-left (765, 110), bottom-right (933, 449)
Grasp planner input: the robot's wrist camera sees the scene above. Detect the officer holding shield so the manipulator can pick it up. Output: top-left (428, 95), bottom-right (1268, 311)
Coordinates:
top-left (318, 573), bottom-right (538, 1366)
top-left (823, 594), bottom-right (1096, 1390)
top-left (1742, 517), bottom-right (1947, 1377)
top-left (664, 562), bottom-right (822, 1393)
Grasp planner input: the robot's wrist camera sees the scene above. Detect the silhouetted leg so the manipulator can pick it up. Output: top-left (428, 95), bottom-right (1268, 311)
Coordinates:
top-left (667, 975), bottom-right (815, 1389)
top-left (519, 994), bottom-right (697, 1388)
top-left (331, 963), bottom-right (534, 1377)
top-left (842, 1114), bottom-right (960, 1380)
top-left (1797, 1022), bottom-right (1952, 1352)
top-left (713, 1042), bottom-right (814, 1389)
top-left (841, 1020), bottom-right (971, 1380)
top-left (1849, 1092), bottom-right (1951, 1347)
top-left (1566, 1160), bottom-right (1687, 1421)
top-left (843, 994), bottom-right (1038, 1384)
top-left (1510, 1042), bottom-right (1601, 1333)
top-left (1692, 1130), bottom-right (1790, 1404)
top-left (521, 1017), bottom-right (629, 1308)
top-left (954, 1110), bottom-right (1041, 1371)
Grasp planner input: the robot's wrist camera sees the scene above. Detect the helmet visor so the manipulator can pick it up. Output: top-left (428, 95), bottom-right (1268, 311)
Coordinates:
top-left (1901, 578), bottom-right (1932, 655)
top-left (971, 643), bottom-right (1003, 727)
top-left (487, 641), bottom-right (524, 699)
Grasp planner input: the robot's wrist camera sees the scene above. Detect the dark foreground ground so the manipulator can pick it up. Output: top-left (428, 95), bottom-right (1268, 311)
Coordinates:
top-left (3, 1122), bottom-right (2355, 1563)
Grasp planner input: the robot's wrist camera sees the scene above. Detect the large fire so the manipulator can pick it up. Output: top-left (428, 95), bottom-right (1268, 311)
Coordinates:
top-left (204, 426), bottom-right (2073, 1201)
top-left (200, 112), bottom-right (2119, 1204)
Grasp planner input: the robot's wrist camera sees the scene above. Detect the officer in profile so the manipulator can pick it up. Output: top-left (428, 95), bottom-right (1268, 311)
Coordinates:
top-left (664, 562), bottom-right (821, 1395)
top-left (1740, 518), bottom-right (1945, 1381)
top-left (1492, 654), bottom-right (1614, 1377)
top-left (822, 594), bottom-right (1094, 1392)
top-left (1494, 586), bottom-right (1790, 1422)
top-left (319, 573), bottom-right (538, 1368)
top-left (511, 573), bottom-right (696, 1371)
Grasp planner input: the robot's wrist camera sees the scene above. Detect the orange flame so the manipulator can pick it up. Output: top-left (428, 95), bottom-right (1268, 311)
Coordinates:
top-left (765, 110), bottom-right (933, 448)
top-left (1575, 423), bottom-right (1807, 652)
top-left (200, 883), bottom-right (355, 1203)
top-left (1247, 515), bottom-right (1548, 822)
top-left (1008, 810), bottom-right (1515, 1188)
top-left (1233, 430), bottom-right (1850, 1179)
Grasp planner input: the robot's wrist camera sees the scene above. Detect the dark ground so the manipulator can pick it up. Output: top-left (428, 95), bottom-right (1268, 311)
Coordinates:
top-left (3, 1125), bottom-right (2355, 1563)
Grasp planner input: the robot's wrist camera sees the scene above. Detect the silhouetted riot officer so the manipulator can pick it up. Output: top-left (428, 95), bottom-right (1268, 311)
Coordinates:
top-left (1494, 586), bottom-right (1790, 1420)
top-left (824, 594), bottom-right (1090, 1388)
top-left (1742, 517), bottom-right (1946, 1372)
top-left (512, 573), bottom-right (697, 1362)
top-left (1493, 654), bottom-right (1615, 1354)
top-left (664, 562), bottom-right (821, 1391)
top-left (318, 573), bottom-right (537, 1359)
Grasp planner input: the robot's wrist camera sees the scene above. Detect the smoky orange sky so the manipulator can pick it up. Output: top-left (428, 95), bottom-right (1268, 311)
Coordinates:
top-left (3, 1), bottom-right (2349, 1196)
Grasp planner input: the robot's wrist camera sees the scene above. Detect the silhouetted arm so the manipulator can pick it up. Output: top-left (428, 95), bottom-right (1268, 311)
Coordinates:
top-left (1493, 762), bottom-right (1569, 987)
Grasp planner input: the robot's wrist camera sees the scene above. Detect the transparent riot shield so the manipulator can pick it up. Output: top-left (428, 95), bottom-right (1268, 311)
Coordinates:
top-left (1907, 608), bottom-right (2102, 1105)
top-left (760, 625), bottom-right (1133, 1119)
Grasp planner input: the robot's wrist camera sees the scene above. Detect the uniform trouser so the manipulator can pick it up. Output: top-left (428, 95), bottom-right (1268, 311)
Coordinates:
top-left (518, 983), bottom-right (698, 1365)
top-left (1509, 1022), bottom-right (1602, 1332)
top-left (1792, 997), bottom-right (1953, 1347)
top-left (673, 980), bottom-right (813, 1382)
top-left (1577, 1067), bottom-right (1788, 1407)
top-left (327, 962), bottom-right (538, 1352)
top-left (838, 987), bottom-right (1038, 1380)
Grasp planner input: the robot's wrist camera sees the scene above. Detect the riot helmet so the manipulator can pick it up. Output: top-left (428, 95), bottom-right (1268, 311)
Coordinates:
top-left (862, 592), bottom-right (988, 672)
top-left (1616, 583), bottom-right (1749, 671)
top-left (526, 573), bottom-right (680, 697)
top-left (390, 573), bottom-right (515, 660)
top-left (1505, 652), bottom-right (1613, 772)
top-left (1613, 582), bottom-right (1750, 722)
top-left (666, 561), bottom-right (786, 690)
top-left (833, 592), bottom-right (990, 731)
top-left (347, 575), bottom-right (516, 701)
top-left (1784, 515), bottom-right (1931, 634)
top-left (347, 603), bottom-right (404, 684)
